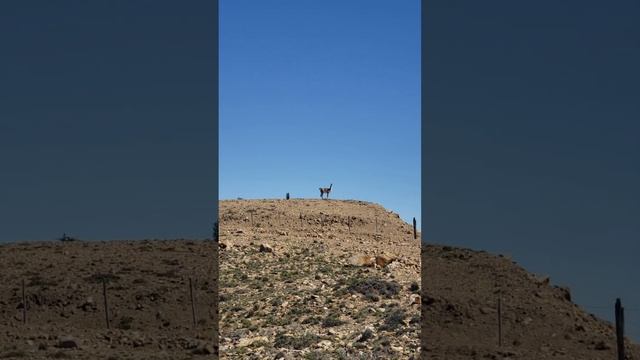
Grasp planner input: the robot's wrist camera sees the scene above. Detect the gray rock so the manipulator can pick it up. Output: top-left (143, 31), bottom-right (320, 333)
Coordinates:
top-left (79, 297), bottom-right (97, 312)
top-left (259, 243), bottom-right (273, 253)
top-left (357, 327), bottom-right (375, 343)
top-left (594, 340), bottom-right (610, 350)
top-left (57, 336), bottom-right (80, 349)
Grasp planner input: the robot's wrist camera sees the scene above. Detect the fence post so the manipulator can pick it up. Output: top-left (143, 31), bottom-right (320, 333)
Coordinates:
top-left (615, 298), bottom-right (625, 360)
top-left (413, 217), bottom-right (417, 240)
top-left (299, 212), bottom-right (303, 228)
top-left (375, 217), bottom-right (378, 233)
top-left (22, 279), bottom-right (26, 324)
top-left (348, 217), bottom-right (351, 233)
top-left (103, 279), bottom-right (110, 329)
top-left (190, 278), bottom-right (197, 328)
top-left (498, 292), bottom-right (503, 347)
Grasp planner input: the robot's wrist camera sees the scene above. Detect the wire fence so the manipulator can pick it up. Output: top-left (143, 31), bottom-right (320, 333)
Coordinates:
top-left (11, 275), bottom-right (215, 332)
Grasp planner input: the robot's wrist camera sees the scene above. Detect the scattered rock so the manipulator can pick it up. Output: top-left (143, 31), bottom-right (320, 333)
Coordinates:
top-left (79, 297), bottom-right (97, 312)
top-left (259, 244), bottom-right (274, 253)
top-left (357, 327), bottom-right (375, 343)
top-left (535, 275), bottom-right (550, 286)
top-left (479, 306), bottom-right (494, 315)
top-left (556, 286), bottom-right (572, 301)
top-left (409, 294), bottom-right (421, 305)
top-left (386, 260), bottom-right (402, 271)
top-left (594, 340), bottom-right (610, 350)
top-left (237, 336), bottom-right (269, 348)
top-left (56, 336), bottom-right (80, 349)
top-left (349, 255), bottom-right (376, 267)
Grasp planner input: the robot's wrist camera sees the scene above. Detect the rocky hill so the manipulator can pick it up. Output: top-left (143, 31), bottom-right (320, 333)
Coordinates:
top-left (219, 199), bottom-right (640, 360)
top-left (5, 199), bottom-right (636, 359)
top-left (218, 199), bottom-right (422, 359)
top-left (421, 244), bottom-right (640, 359)
top-left (0, 239), bottom-right (216, 359)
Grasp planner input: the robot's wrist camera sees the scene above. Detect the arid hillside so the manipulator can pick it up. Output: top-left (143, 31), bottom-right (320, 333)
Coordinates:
top-left (219, 198), bottom-right (640, 360)
top-left (421, 245), bottom-right (640, 359)
top-left (219, 199), bottom-right (422, 359)
top-left (0, 239), bottom-right (216, 359)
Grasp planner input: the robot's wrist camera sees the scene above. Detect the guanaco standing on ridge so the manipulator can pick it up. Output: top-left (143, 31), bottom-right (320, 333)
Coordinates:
top-left (319, 184), bottom-right (333, 199)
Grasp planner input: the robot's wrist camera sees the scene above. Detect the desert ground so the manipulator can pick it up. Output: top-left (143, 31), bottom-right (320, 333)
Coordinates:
top-left (0, 239), bottom-right (217, 359)
top-left (219, 199), bottom-right (422, 359)
top-left (2, 199), bottom-right (638, 360)
top-left (220, 198), bottom-right (640, 360)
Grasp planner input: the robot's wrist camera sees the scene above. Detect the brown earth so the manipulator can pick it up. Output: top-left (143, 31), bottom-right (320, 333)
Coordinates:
top-left (0, 239), bottom-right (216, 359)
top-left (219, 198), bottom-right (640, 360)
top-left (3, 199), bottom-right (637, 360)
top-left (219, 199), bottom-right (422, 359)
top-left (421, 245), bottom-right (640, 359)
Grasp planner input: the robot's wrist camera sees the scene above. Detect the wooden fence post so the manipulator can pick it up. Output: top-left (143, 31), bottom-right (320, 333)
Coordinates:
top-left (348, 217), bottom-right (351, 233)
top-left (22, 279), bottom-right (26, 324)
top-left (413, 217), bottom-right (417, 240)
top-left (103, 279), bottom-right (110, 329)
top-left (615, 298), bottom-right (625, 360)
top-left (190, 278), bottom-right (197, 328)
top-left (498, 292), bottom-right (503, 347)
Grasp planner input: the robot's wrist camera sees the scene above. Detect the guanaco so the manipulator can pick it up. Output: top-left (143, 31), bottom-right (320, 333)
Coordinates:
top-left (319, 184), bottom-right (332, 199)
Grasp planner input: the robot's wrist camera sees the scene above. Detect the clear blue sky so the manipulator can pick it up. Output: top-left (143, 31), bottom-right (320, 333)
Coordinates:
top-left (424, 0), bottom-right (640, 339)
top-left (0, 1), bottom-right (216, 242)
top-left (219, 0), bottom-right (421, 229)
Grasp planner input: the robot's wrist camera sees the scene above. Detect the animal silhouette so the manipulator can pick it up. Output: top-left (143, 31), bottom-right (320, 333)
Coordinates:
top-left (319, 184), bottom-right (333, 199)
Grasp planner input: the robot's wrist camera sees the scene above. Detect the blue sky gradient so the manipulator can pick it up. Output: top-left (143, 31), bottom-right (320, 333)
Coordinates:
top-left (424, 0), bottom-right (640, 339)
top-left (0, 1), bottom-right (216, 242)
top-left (219, 0), bottom-right (421, 228)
